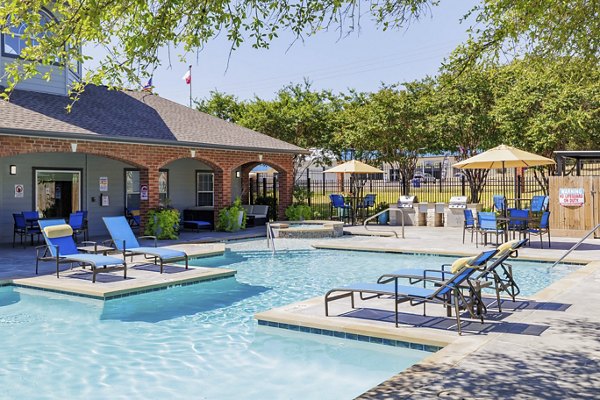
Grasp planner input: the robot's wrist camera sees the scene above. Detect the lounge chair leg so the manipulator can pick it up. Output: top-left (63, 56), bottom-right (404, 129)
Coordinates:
top-left (160, 260), bottom-right (164, 274)
top-left (185, 256), bottom-right (189, 270)
top-left (454, 291), bottom-right (462, 335)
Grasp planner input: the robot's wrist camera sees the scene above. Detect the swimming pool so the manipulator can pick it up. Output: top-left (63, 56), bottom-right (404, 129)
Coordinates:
top-left (0, 241), bottom-right (580, 399)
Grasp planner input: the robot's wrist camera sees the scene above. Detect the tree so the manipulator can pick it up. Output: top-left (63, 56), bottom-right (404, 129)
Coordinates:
top-left (195, 90), bottom-right (246, 123)
top-left (336, 83), bottom-right (433, 195)
top-left (492, 57), bottom-right (600, 192)
top-left (0, 0), bottom-right (434, 99)
top-left (428, 65), bottom-right (500, 203)
top-left (238, 80), bottom-right (342, 181)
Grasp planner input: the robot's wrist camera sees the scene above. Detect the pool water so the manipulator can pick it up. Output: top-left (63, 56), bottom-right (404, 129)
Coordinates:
top-left (0, 243), bottom-right (579, 399)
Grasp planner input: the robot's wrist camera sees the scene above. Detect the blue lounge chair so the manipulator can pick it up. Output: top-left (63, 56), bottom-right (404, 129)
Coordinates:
top-left (103, 216), bottom-right (188, 273)
top-left (36, 219), bottom-right (126, 283)
top-left (325, 249), bottom-right (498, 335)
top-left (377, 239), bottom-right (527, 309)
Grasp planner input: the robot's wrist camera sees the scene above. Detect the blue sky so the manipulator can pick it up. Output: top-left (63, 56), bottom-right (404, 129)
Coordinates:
top-left (86, 1), bottom-right (479, 105)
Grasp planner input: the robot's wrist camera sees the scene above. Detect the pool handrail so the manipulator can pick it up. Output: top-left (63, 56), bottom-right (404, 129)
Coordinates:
top-left (266, 222), bottom-right (276, 254)
top-left (547, 222), bottom-right (600, 271)
top-left (363, 208), bottom-right (402, 239)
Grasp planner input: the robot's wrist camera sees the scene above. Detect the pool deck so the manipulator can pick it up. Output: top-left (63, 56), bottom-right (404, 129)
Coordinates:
top-left (257, 226), bottom-right (600, 399)
top-left (4, 242), bottom-right (234, 299)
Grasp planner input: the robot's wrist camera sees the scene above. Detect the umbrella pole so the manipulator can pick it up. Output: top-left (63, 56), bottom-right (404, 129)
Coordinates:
top-left (502, 161), bottom-right (507, 216)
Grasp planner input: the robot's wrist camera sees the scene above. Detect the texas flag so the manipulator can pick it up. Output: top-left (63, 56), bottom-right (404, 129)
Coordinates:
top-left (182, 67), bottom-right (191, 84)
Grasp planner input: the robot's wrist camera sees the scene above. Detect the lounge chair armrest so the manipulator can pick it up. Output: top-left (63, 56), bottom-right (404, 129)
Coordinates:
top-left (138, 235), bottom-right (157, 247)
top-left (35, 244), bottom-right (51, 259)
top-left (423, 269), bottom-right (452, 280)
top-left (102, 239), bottom-right (115, 247)
top-left (440, 264), bottom-right (451, 271)
top-left (81, 240), bottom-right (97, 246)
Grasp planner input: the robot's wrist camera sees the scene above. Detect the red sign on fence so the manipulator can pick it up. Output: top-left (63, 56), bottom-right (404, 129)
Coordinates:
top-left (558, 188), bottom-right (584, 206)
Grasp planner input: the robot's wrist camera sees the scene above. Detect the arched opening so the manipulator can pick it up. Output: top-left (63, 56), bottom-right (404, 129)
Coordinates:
top-left (233, 162), bottom-right (286, 221)
top-left (159, 157), bottom-right (222, 230)
top-left (0, 151), bottom-right (144, 242)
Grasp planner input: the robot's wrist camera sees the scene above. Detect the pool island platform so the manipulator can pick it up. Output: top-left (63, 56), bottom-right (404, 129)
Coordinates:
top-left (9, 243), bottom-right (233, 299)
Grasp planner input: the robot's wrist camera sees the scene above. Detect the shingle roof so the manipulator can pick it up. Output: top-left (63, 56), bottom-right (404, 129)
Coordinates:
top-left (0, 85), bottom-right (304, 153)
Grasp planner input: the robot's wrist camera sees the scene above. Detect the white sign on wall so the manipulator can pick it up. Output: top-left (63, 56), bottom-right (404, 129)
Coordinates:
top-left (99, 176), bottom-right (109, 192)
top-left (140, 184), bottom-right (149, 201)
top-left (14, 184), bottom-right (24, 198)
top-left (558, 188), bottom-right (584, 207)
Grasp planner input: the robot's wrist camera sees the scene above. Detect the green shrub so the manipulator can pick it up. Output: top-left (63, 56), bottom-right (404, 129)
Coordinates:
top-left (217, 198), bottom-right (247, 232)
top-left (145, 208), bottom-right (180, 240)
top-left (285, 204), bottom-right (313, 221)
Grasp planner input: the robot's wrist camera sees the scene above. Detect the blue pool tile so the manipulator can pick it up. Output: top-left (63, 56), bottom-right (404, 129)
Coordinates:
top-left (310, 328), bottom-right (322, 335)
top-left (267, 321), bottom-right (278, 327)
top-left (410, 343), bottom-right (425, 351)
top-left (288, 324), bottom-right (300, 331)
top-left (424, 345), bottom-right (440, 353)
top-left (369, 337), bottom-right (383, 344)
top-left (333, 331), bottom-right (345, 338)
top-left (396, 341), bottom-right (410, 348)
top-left (257, 320), bottom-right (268, 326)
top-left (357, 335), bottom-right (370, 342)
top-left (321, 329), bottom-right (334, 336)
top-left (299, 326), bottom-right (310, 333)
top-left (345, 333), bottom-right (358, 341)
top-left (382, 339), bottom-right (396, 347)
top-left (279, 323), bottom-right (289, 330)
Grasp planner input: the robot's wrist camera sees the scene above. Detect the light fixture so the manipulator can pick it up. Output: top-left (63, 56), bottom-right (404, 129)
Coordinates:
top-left (190, 149), bottom-right (196, 158)
top-left (258, 154), bottom-right (263, 162)
top-left (71, 143), bottom-right (78, 152)
top-left (235, 171), bottom-right (241, 178)
top-left (9, 165), bottom-right (17, 175)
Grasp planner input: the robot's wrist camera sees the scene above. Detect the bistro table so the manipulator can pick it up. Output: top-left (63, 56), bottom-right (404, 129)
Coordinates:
top-left (77, 244), bottom-right (115, 256)
top-left (496, 214), bottom-right (541, 242)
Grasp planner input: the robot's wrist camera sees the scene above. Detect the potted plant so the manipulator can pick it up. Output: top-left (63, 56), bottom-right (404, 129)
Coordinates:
top-left (145, 205), bottom-right (180, 240)
top-left (373, 202), bottom-right (389, 224)
top-left (216, 197), bottom-right (247, 232)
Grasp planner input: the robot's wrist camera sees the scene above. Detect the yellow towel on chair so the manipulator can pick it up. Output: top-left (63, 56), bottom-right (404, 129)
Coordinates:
top-left (44, 224), bottom-right (73, 238)
top-left (497, 239), bottom-right (520, 255)
top-left (450, 256), bottom-right (475, 274)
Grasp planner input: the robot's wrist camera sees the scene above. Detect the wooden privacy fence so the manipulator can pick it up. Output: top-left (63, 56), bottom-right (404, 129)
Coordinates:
top-left (548, 176), bottom-right (600, 238)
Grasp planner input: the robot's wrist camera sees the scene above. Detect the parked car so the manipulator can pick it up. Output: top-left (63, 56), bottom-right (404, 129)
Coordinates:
top-left (413, 172), bottom-right (436, 183)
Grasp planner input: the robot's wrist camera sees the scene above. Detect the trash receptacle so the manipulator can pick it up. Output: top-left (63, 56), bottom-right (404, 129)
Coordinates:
top-left (412, 178), bottom-right (421, 188)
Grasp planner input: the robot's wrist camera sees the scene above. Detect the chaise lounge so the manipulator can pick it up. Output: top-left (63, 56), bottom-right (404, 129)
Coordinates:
top-left (325, 249), bottom-right (498, 334)
top-left (242, 205), bottom-right (269, 226)
top-left (36, 219), bottom-right (127, 283)
top-left (103, 216), bottom-right (188, 273)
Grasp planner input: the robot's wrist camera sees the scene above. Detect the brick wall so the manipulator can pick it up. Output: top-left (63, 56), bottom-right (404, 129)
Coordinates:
top-left (0, 134), bottom-right (295, 227)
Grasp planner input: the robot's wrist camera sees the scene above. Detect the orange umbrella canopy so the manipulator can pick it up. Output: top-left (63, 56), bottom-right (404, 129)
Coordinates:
top-left (323, 160), bottom-right (384, 174)
top-left (453, 144), bottom-right (555, 169)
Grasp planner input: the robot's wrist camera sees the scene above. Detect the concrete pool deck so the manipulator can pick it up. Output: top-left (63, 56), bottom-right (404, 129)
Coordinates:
top-left (3, 242), bottom-right (233, 299)
top-left (255, 227), bottom-right (600, 399)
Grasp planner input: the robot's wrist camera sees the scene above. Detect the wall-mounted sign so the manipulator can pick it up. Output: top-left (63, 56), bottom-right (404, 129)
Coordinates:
top-left (101, 193), bottom-right (110, 206)
top-left (14, 184), bottom-right (24, 198)
top-left (99, 176), bottom-right (109, 192)
top-left (140, 184), bottom-right (149, 201)
top-left (559, 188), bottom-right (584, 206)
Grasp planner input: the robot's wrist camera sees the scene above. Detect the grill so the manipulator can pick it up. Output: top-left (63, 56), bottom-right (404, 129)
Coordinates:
top-left (448, 196), bottom-right (468, 209)
top-left (397, 195), bottom-right (417, 208)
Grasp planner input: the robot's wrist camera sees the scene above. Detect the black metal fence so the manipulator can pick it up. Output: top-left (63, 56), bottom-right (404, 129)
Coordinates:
top-left (296, 175), bottom-right (547, 219)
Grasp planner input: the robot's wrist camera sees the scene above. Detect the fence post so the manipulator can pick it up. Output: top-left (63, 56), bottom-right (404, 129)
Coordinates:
top-left (255, 175), bottom-right (260, 200)
top-left (273, 175), bottom-right (278, 220)
top-left (262, 177), bottom-right (267, 198)
top-left (461, 175), bottom-right (466, 197)
top-left (249, 177), bottom-right (254, 204)
top-left (306, 169), bottom-right (312, 207)
top-left (322, 167), bottom-right (326, 194)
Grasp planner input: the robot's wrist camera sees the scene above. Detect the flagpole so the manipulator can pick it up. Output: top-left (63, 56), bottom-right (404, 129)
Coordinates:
top-left (189, 65), bottom-right (192, 108)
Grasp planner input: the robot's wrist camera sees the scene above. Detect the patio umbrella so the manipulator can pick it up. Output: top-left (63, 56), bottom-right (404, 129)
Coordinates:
top-left (452, 144), bottom-right (555, 205)
top-left (324, 159), bottom-right (384, 198)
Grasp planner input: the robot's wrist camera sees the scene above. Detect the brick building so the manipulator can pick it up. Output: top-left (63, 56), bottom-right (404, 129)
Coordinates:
top-left (0, 86), bottom-right (301, 243)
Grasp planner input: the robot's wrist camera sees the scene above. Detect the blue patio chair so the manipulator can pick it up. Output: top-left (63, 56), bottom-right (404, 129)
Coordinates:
top-left (103, 216), bottom-right (188, 273)
top-left (69, 212), bottom-right (88, 242)
top-left (462, 209), bottom-right (477, 244)
top-left (478, 211), bottom-right (504, 246)
top-left (329, 194), bottom-right (353, 223)
top-left (529, 195), bottom-right (548, 213)
top-left (507, 209), bottom-right (529, 240)
top-left (325, 249), bottom-right (498, 335)
top-left (36, 219), bottom-right (126, 283)
top-left (356, 194), bottom-right (377, 218)
top-left (492, 195), bottom-right (507, 213)
top-left (13, 213), bottom-right (41, 247)
top-left (528, 211), bottom-right (551, 248)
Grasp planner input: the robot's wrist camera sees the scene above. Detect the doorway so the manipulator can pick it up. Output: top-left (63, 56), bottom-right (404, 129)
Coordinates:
top-left (35, 169), bottom-right (81, 218)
